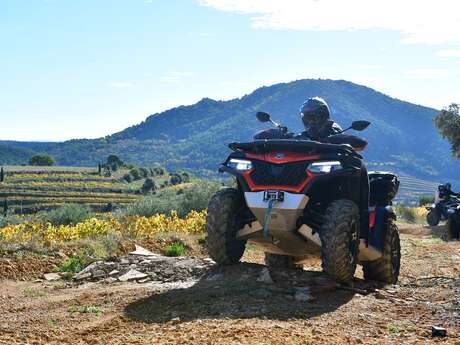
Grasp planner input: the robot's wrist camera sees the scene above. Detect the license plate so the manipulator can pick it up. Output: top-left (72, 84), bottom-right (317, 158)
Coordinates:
top-left (263, 190), bottom-right (284, 202)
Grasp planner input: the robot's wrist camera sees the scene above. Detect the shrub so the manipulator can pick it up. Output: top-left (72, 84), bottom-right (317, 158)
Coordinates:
top-left (130, 168), bottom-right (141, 181)
top-left (396, 206), bottom-right (417, 223)
top-left (139, 167), bottom-right (149, 178)
top-left (120, 180), bottom-right (221, 218)
top-left (122, 173), bottom-right (132, 183)
top-left (165, 242), bottom-right (187, 257)
top-left (56, 254), bottom-right (87, 273)
top-left (40, 204), bottom-right (94, 226)
top-left (141, 178), bottom-right (156, 194)
top-left (419, 194), bottom-right (435, 206)
top-left (0, 212), bottom-right (22, 228)
top-left (170, 174), bottom-right (182, 185)
top-left (29, 155), bottom-right (55, 166)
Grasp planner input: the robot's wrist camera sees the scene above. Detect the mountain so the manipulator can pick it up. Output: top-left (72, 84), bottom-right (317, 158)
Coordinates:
top-left (1, 79), bottom-right (458, 183)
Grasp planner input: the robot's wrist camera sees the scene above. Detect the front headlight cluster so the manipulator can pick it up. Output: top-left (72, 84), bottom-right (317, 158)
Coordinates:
top-left (308, 161), bottom-right (342, 174)
top-left (227, 158), bottom-right (253, 171)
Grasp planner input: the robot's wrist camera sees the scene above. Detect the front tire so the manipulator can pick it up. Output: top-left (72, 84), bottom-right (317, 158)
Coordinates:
top-left (205, 188), bottom-right (247, 265)
top-left (363, 220), bottom-right (401, 284)
top-left (426, 209), bottom-right (440, 226)
top-left (320, 199), bottom-right (360, 283)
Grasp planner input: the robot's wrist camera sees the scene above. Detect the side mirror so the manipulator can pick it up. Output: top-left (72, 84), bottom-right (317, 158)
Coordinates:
top-left (256, 111), bottom-right (271, 123)
top-left (351, 120), bottom-right (371, 131)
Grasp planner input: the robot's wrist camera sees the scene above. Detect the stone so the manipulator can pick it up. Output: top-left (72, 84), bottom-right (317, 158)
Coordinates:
top-left (74, 272), bottom-right (92, 281)
top-left (130, 245), bottom-right (156, 256)
top-left (108, 270), bottom-right (119, 276)
top-left (91, 270), bottom-right (106, 278)
top-left (118, 269), bottom-right (148, 282)
top-left (431, 326), bottom-right (447, 337)
top-left (294, 287), bottom-right (313, 302)
top-left (43, 273), bottom-right (61, 281)
top-left (206, 273), bottom-right (224, 281)
top-left (256, 268), bottom-right (274, 284)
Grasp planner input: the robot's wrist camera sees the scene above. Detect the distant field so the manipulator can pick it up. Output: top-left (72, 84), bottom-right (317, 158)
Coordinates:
top-left (0, 165), bottom-right (173, 214)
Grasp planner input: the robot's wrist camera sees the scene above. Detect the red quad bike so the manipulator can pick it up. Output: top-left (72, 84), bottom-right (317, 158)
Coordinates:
top-left (205, 111), bottom-right (401, 283)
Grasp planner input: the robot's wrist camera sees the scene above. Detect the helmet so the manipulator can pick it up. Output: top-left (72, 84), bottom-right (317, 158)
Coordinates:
top-left (300, 97), bottom-right (330, 128)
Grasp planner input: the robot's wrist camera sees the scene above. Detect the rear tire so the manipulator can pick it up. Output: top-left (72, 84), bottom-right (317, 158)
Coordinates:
top-left (264, 253), bottom-right (302, 270)
top-left (205, 188), bottom-right (247, 265)
top-left (363, 220), bottom-right (401, 284)
top-left (447, 218), bottom-right (460, 240)
top-left (320, 199), bottom-right (360, 283)
top-left (426, 210), bottom-right (440, 226)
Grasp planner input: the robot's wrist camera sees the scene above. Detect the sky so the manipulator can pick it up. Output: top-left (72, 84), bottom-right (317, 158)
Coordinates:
top-left (1, 0), bottom-right (460, 141)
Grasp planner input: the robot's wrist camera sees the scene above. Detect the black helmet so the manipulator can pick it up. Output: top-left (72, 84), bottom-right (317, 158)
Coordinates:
top-left (300, 97), bottom-right (330, 128)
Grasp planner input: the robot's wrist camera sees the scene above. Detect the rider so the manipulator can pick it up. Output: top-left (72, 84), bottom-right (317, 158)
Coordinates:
top-left (298, 97), bottom-right (343, 141)
top-left (297, 97), bottom-right (370, 236)
top-left (438, 183), bottom-right (460, 201)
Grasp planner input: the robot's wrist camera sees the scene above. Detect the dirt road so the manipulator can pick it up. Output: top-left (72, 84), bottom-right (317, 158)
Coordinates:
top-left (0, 224), bottom-right (459, 344)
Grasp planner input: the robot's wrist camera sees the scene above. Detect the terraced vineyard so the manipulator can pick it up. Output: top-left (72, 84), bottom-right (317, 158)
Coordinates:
top-left (395, 175), bottom-right (439, 203)
top-left (0, 166), bottom-right (171, 214)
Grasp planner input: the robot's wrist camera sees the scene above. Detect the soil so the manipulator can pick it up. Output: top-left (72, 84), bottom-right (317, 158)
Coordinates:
top-left (0, 223), bottom-right (459, 345)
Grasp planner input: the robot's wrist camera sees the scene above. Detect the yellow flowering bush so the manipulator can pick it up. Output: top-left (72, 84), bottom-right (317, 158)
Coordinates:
top-left (0, 210), bottom-right (207, 245)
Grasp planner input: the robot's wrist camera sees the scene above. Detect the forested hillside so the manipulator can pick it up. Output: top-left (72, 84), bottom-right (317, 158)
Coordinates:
top-left (1, 79), bottom-right (457, 183)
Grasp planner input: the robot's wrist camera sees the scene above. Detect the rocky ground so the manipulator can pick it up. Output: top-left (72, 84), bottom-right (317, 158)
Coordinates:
top-left (0, 223), bottom-right (459, 344)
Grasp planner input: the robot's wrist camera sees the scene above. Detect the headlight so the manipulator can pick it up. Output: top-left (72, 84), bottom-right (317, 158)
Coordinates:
top-left (308, 161), bottom-right (342, 174)
top-left (227, 158), bottom-right (253, 171)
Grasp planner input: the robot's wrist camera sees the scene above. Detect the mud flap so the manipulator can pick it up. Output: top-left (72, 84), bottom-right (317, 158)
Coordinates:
top-left (368, 206), bottom-right (395, 251)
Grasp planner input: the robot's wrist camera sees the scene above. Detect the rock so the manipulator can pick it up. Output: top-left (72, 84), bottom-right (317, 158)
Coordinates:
top-left (294, 287), bottom-right (313, 302)
top-left (256, 268), bottom-right (274, 284)
top-left (43, 273), bottom-right (61, 281)
top-left (138, 277), bottom-right (151, 283)
top-left (74, 272), bottom-right (92, 281)
top-left (431, 326), bottom-right (447, 337)
top-left (120, 258), bottom-right (130, 265)
top-left (130, 245), bottom-right (156, 256)
top-left (169, 317), bottom-right (181, 324)
top-left (118, 269), bottom-right (148, 282)
top-left (91, 270), bottom-right (106, 279)
top-left (108, 270), bottom-right (119, 276)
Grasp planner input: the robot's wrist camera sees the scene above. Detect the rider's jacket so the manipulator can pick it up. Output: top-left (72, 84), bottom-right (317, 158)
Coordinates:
top-left (296, 120), bottom-right (342, 141)
top-left (438, 185), bottom-right (460, 201)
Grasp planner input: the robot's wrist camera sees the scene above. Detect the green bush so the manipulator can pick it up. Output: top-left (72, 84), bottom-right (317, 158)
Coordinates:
top-left (29, 155), bottom-right (55, 166)
top-left (40, 204), bottom-right (94, 226)
top-left (165, 242), bottom-right (186, 257)
top-left (56, 254), bottom-right (86, 273)
top-left (396, 206), bottom-right (417, 223)
top-left (140, 178), bottom-right (156, 194)
top-left (419, 194), bottom-right (435, 206)
top-left (120, 180), bottom-right (221, 218)
top-left (0, 212), bottom-right (22, 228)
top-left (139, 167), bottom-right (149, 178)
top-left (130, 168), bottom-right (141, 181)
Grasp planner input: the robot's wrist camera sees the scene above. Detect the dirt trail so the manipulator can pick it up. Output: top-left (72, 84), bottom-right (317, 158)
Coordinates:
top-left (0, 223), bottom-right (459, 344)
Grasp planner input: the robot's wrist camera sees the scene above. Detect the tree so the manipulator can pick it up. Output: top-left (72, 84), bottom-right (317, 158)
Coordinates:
top-left (107, 155), bottom-right (124, 167)
top-left (141, 178), bottom-right (156, 194)
top-left (433, 104), bottom-right (460, 157)
top-left (0, 167), bottom-right (4, 182)
top-left (29, 155), bottom-right (55, 166)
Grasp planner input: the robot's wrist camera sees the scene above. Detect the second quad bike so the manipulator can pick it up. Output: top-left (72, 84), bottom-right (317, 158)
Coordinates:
top-left (206, 111), bottom-right (401, 283)
top-left (426, 195), bottom-right (460, 227)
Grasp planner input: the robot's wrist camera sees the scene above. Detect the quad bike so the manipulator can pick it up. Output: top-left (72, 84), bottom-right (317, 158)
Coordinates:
top-left (426, 195), bottom-right (460, 227)
top-left (205, 111), bottom-right (401, 283)
top-left (445, 203), bottom-right (460, 240)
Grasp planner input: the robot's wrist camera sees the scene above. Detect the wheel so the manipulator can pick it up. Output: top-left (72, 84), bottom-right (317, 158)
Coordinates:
top-left (447, 218), bottom-right (460, 240)
top-left (319, 199), bottom-right (360, 283)
top-left (426, 209), bottom-right (440, 226)
top-left (363, 220), bottom-right (401, 284)
top-left (264, 253), bottom-right (302, 270)
top-left (205, 188), bottom-right (247, 265)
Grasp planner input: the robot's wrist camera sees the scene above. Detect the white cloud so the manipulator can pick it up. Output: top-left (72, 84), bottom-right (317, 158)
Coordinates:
top-left (160, 72), bottom-right (194, 83)
top-left (198, 0), bottom-right (460, 44)
top-left (406, 69), bottom-right (449, 80)
top-left (106, 81), bottom-right (133, 89)
top-left (437, 49), bottom-right (460, 58)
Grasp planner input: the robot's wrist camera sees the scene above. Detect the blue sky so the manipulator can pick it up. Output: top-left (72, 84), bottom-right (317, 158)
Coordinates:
top-left (1, 0), bottom-right (459, 141)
